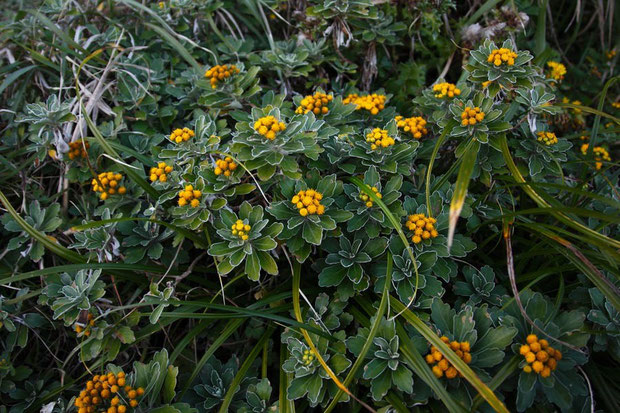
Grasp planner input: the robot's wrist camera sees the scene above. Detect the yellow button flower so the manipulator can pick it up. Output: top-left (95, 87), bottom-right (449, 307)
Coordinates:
top-left (214, 156), bottom-right (238, 177)
top-left (432, 82), bottom-right (461, 99)
top-left (169, 127), bottom-right (195, 144)
top-left (425, 336), bottom-right (472, 379)
top-left (149, 162), bottom-right (173, 182)
top-left (365, 128), bottom-right (395, 150)
top-left (291, 189), bottom-right (324, 216)
top-left (395, 115), bottom-right (429, 139)
top-left (581, 143), bottom-right (611, 170)
top-left (343, 93), bottom-right (386, 115)
top-left (487, 48), bottom-right (518, 66)
top-left (204, 64), bottom-right (240, 88)
top-left (231, 219), bottom-right (251, 241)
top-left (67, 141), bottom-right (89, 160)
top-left (359, 186), bottom-right (382, 207)
top-left (547, 61), bottom-right (566, 81)
top-left (296, 92), bottom-right (333, 115)
top-left (537, 131), bottom-right (558, 146)
top-left (178, 184), bottom-right (201, 208)
top-left (405, 213), bottom-right (438, 244)
top-left (91, 172), bottom-right (127, 200)
top-left (460, 106), bottom-right (485, 126)
top-left (519, 334), bottom-right (561, 376)
top-left (254, 116), bottom-right (286, 140)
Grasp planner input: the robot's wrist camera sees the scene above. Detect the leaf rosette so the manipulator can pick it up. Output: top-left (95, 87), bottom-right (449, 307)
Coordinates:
top-left (208, 202), bottom-right (282, 281)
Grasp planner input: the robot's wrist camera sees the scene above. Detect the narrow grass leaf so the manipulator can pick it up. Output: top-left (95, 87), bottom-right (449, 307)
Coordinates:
top-left (447, 139), bottom-right (480, 249)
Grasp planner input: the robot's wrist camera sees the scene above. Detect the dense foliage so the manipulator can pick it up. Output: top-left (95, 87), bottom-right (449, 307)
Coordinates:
top-left (0, 1), bottom-right (618, 412)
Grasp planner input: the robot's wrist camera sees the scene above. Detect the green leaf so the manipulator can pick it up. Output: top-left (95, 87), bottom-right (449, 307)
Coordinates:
top-left (447, 139), bottom-right (479, 248)
top-left (257, 251), bottom-right (278, 275)
top-left (302, 221), bottom-right (323, 245)
top-left (162, 365), bottom-right (178, 404)
top-left (245, 252), bottom-right (260, 281)
top-left (253, 236), bottom-right (277, 251)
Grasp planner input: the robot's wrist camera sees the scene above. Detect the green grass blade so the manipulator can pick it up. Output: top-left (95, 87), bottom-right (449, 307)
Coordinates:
top-left (534, 0), bottom-right (548, 56)
top-left (71, 216), bottom-right (209, 249)
top-left (447, 139), bottom-right (480, 248)
top-left (425, 125), bottom-right (451, 215)
top-left (279, 341), bottom-right (295, 413)
top-left (144, 22), bottom-right (202, 72)
top-left (26, 9), bottom-right (86, 54)
top-left (1, 263), bottom-right (176, 285)
top-left (0, 65), bottom-right (36, 95)
top-left (519, 223), bottom-right (620, 311)
top-left (471, 356), bottom-right (519, 411)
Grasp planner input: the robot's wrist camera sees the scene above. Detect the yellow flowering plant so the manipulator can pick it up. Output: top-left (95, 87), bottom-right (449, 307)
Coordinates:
top-left (546, 61), bottom-right (566, 82)
top-left (401, 300), bottom-right (516, 396)
top-left (467, 39), bottom-right (536, 96)
top-left (350, 120), bottom-right (419, 174)
top-left (267, 173), bottom-right (352, 262)
top-left (167, 180), bottom-right (226, 230)
top-left (502, 291), bottom-right (590, 412)
top-left (447, 92), bottom-right (510, 143)
top-left (514, 128), bottom-right (572, 177)
top-left (208, 202), bottom-right (283, 281)
top-left (231, 105), bottom-right (325, 181)
top-left (343, 166), bottom-right (403, 238)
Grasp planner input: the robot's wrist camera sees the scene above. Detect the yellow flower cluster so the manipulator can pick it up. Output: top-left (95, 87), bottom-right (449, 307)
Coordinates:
top-left (612, 102), bottom-right (620, 109)
top-left (365, 128), bottom-right (395, 150)
top-left (296, 92), bottom-right (333, 115)
top-left (91, 172), bottom-right (126, 201)
top-left (343, 93), bottom-right (386, 115)
top-left (302, 349), bottom-right (315, 365)
top-left (231, 219), bottom-right (251, 241)
top-left (461, 106), bottom-right (485, 126)
top-left (581, 144), bottom-right (611, 170)
top-left (425, 336), bottom-right (472, 379)
top-left (562, 97), bottom-right (582, 114)
top-left (204, 64), bottom-right (239, 88)
top-left (291, 189), bottom-right (325, 217)
top-left (606, 49), bottom-right (616, 60)
top-left (519, 334), bottom-right (562, 378)
top-left (178, 185), bottom-right (201, 208)
top-left (432, 82), bottom-right (461, 99)
top-left (68, 141), bottom-right (89, 160)
top-left (169, 127), bottom-right (195, 144)
top-left (214, 156), bottom-right (238, 177)
top-left (74, 313), bottom-right (95, 337)
top-left (406, 213), bottom-right (438, 244)
top-left (395, 115), bottom-right (429, 139)
top-left (254, 116), bottom-right (286, 140)
top-left (487, 48), bottom-right (518, 66)
top-left (74, 371), bottom-right (144, 413)
top-left (359, 186), bottom-right (382, 208)
top-left (547, 61), bottom-right (566, 81)
top-left (149, 162), bottom-right (173, 183)
top-left (537, 131), bottom-right (558, 146)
